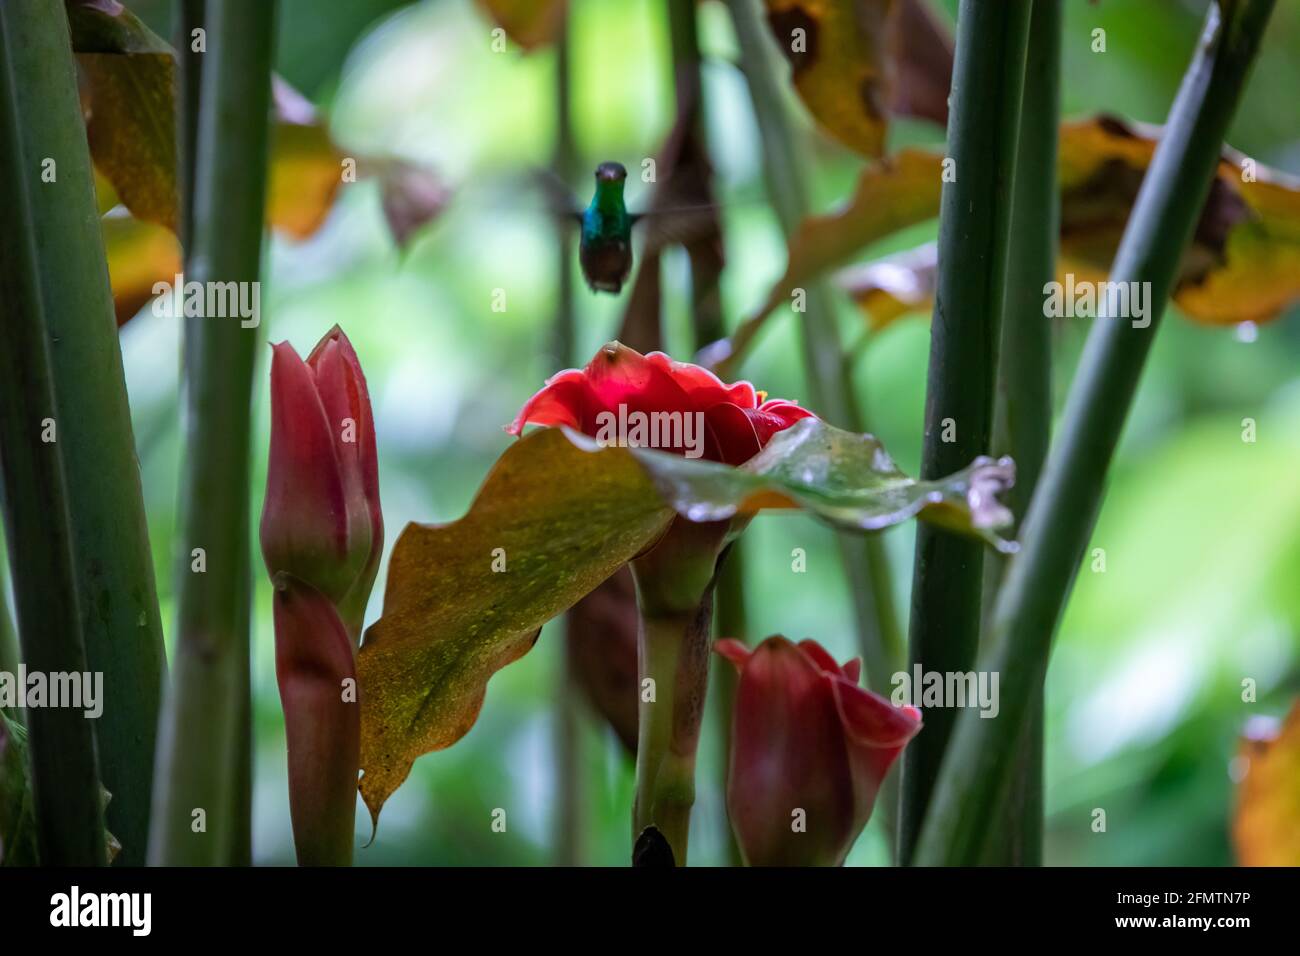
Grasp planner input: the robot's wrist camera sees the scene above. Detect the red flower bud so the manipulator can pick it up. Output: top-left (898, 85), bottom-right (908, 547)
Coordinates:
top-left (508, 342), bottom-right (814, 466)
top-left (261, 326), bottom-right (382, 641)
top-left (716, 636), bottom-right (921, 866)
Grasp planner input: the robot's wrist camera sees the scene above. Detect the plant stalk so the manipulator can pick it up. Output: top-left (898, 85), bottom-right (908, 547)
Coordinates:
top-left (898, 0), bottom-right (1032, 864)
top-left (915, 0), bottom-right (1276, 867)
top-left (3, 0), bottom-right (171, 867)
top-left (0, 0), bottom-right (113, 866)
top-left (149, 0), bottom-right (276, 866)
top-left (979, 0), bottom-right (1062, 867)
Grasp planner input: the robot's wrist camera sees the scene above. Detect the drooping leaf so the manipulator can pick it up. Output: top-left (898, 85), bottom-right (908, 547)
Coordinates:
top-left (69, 0), bottom-right (178, 232)
top-left (1233, 702), bottom-right (1300, 866)
top-left (474, 0), bottom-right (568, 51)
top-left (358, 419), bottom-right (1014, 824)
top-left (101, 212), bottom-right (182, 325)
top-left (763, 0), bottom-right (953, 158)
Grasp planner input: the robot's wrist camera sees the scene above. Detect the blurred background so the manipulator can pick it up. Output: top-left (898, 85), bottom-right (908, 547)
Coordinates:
top-left (103, 0), bottom-right (1300, 864)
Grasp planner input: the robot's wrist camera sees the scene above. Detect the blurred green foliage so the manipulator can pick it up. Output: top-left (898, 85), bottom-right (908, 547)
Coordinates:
top-left (107, 0), bottom-right (1300, 865)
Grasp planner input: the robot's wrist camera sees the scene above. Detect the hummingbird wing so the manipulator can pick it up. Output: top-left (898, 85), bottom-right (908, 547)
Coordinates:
top-left (630, 201), bottom-right (724, 252)
top-left (528, 167), bottom-right (584, 225)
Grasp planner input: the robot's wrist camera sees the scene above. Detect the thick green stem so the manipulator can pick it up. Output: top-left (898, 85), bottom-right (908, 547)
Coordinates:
top-left (3, 0), bottom-right (169, 866)
top-left (915, 0), bottom-right (1276, 867)
top-left (898, 0), bottom-right (1032, 864)
top-left (629, 519), bottom-right (725, 865)
top-left (0, 0), bottom-right (112, 866)
top-left (149, 0), bottom-right (275, 866)
top-left (724, 0), bottom-right (902, 701)
top-left (631, 595), bottom-right (714, 864)
top-left (979, 0), bottom-right (1061, 867)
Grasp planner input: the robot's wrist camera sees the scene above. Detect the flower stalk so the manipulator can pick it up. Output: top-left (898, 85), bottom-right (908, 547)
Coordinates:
top-left (629, 519), bottom-right (730, 865)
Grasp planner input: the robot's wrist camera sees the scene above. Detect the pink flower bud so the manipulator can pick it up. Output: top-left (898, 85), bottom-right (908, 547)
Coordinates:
top-left (716, 636), bottom-right (921, 866)
top-left (261, 326), bottom-right (381, 641)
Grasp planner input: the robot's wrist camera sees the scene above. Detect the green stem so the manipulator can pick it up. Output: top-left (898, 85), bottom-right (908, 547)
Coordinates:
top-left (4, 0), bottom-right (164, 867)
top-left (0, 0), bottom-right (111, 866)
top-left (898, 0), bottom-right (1032, 864)
top-left (915, 0), bottom-right (1276, 867)
top-left (149, 0), bottom-right (276, 866)
top-left (724, 0), bottom-right (902, 706)
top-left (631, 596), bottom-right (714, 864)
top-left (979, 0), bottom-right (1061, 867)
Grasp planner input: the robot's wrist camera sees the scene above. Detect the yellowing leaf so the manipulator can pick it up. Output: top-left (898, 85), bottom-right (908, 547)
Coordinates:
top-left (475, 0), bottom-right (568, 51)
top-left (358, 419), bottom-right (1014, 825)
top-left (101, 213), bottom-right (182, 325)
top-left (1233, 701), bottom-right (1300, 866)
top-left (70, 0), bottom-right (178, 232)
top-left (267, 121), bottom-right (346, 240)
top-left (1058, 116), bottom-right (1300, 327)
top-left (764, 0), bottom-right (952, 158)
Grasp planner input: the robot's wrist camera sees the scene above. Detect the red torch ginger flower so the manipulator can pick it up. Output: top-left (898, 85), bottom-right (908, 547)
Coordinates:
top-left (507, 342), bottom-right (814, 466)
top-left (716, 635), bottom-right (922, 866)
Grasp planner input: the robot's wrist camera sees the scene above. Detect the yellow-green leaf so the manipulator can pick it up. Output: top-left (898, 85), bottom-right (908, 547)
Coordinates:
top-left (1233, 701), bottom-right (1300, 866)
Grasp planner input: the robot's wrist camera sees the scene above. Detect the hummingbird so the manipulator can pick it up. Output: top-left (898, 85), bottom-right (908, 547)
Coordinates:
top-left (578, 161), bottom-right (637, 294)
top-left (536, 160), bottom-right (721, 295)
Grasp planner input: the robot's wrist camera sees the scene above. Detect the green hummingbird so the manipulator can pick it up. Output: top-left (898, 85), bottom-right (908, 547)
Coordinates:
top-left (537, 160), bottom-right (721, 295)
top-left (578, 161), bottom-right (638, 294)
